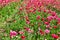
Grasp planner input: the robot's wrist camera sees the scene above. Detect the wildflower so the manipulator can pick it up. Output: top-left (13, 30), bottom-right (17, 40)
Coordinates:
top-left (53, 26), bottom-right (58, 29)
top-left (28, 29), bottom-right (34, 33)
top-left (57, 21), bottom-right (60, 24)
top-left (10, 31), bottom-right (17, 38)
top-left (0, 0), bottom-right (2, 3)
top-left (26, 20), bottom-right (30, 24)
top-left (36, 15), bottom-right (40, 20)
top-left (46, 25), bottom-right (50, 28)
top-left (47, 16), bottom-right (53, 21)
top-left (41, 18), bottom-right (45, 21)
top-left (19, 31), bottom-right (24, 35)
top-left (20, 7), bottom-right (23, 11)
top-left (24, 27), bottom-right (30, 31)
top-left (44, 9), bottom-right (46, 12)
top-left (56, 17), bottom-right (60, 22)
top-left (51, 34), bottom-right (59, 39)
top-left (25, 16), bottom-right (29, 21)
top-left (48, 10), bottom-right (52, 13)
top-left (53, 15), bottom-right (58, 19)
top-left (5, 0), bottom-right (9, 3)
top-left (44, 22), bottom-right (49, 25)
top-left (38, 9), bottom-right (41, 12)
top-left (51, 11), bottom-right (56, 16)
top-left (45, 29), bottom-right (50, 34)
top-left (33, 7), bottom-right (36, 11)
top-left (21, 35), bottom-right (26, 40)
top-left (24, 27), bottom-right (33, 33)
top-left (25, 16), bottom-right (30, 24)
top-left (38, 2), bottom-right (42, 7)
top-left (39, 29), bottom-right (44, 35)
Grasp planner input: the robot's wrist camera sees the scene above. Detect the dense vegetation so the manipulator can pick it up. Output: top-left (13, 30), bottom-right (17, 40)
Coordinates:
top-left (0, 0), bottom-right (60, 40)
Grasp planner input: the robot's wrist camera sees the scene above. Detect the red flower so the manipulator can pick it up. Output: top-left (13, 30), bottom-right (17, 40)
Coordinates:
top-left (25, 16), bottom-right (29, 21)
top-left (51, 34), bottom-right (59, 39)
top-left (53, 26), bottom-right (58, 29)
top-left (39, 29), bottom-right (44, 35)
top-left (20, 7), bottom-right (23, 11)
top-left (41, 18), bottom-right (45, 21)
top-left (57, 21), bottom-right (60, 25)
top-left (21, 36), bottom-right (26, 40)
top-left (36, 15), bottom-right (40, 20)
top-left (25, 16), bottom-right (30, 24)
top-left (44, 9), bottom-right (46, 12)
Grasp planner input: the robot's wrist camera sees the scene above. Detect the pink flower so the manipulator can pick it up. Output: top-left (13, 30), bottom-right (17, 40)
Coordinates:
top-left (47, 16), bottom-right (53, 21)
top-left (28, 29), bottom-right (34, 33)
top-left (24, 27), bottom-right (30, 31)
top-left (0, 0), bottom-right (2, 3)
top-left (33, 7), bottom-right (36, 12)
top-left (24, 27), bottom-right (34, 33)
top-left (25, 16), bottom-right (29, 21)
top-left (19, 31), bottom-right (24, 35)
top-left (38, 9), bottom-right (41, 12)
top-left (38, 2), bottom-right (42, 7)
top-left (53, 15), bottom-right (58, 19)
top-left (51, 11), bottom-right (56, 16)
top-left (29, 9), bottom-right (35, 13)
top-left (48, 10), bottom-right (52, 13)
top-left (45, 29), bottom-right (50, 34)
top-left (51, 34), bottom-right (59, 39)
top-left (46, 25), bottom-right (50, 28)
top-left (26, 20), bottom-right (30, 24)
top-left (10, 31), bottom-right (17, 38)
top-left (44, 22), bottom-right (49, 25)
top-left (56, 17), bottom-right (60, 22)
top-left (5, 0), bottom-right (9, 3)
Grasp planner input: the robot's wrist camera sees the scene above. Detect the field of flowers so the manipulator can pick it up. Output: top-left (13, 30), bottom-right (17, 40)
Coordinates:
top-left (0, 0), bottom-right (60, 40)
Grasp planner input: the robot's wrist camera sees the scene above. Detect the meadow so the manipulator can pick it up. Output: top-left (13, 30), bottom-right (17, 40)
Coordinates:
top-left (0, 0), bottom-right (60, 40)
